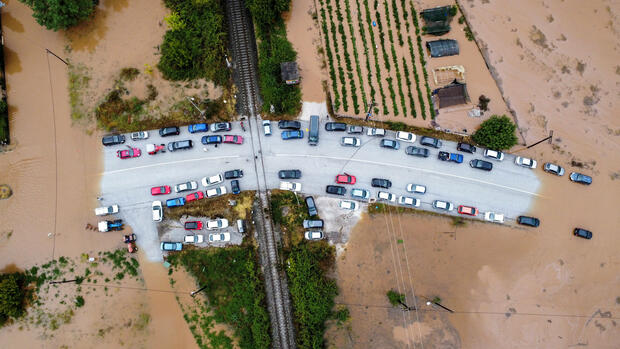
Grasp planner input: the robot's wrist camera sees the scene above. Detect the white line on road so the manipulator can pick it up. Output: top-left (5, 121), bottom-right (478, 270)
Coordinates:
top-left (273, 153), bottom-right (544, 197)
top-left (102, 155), bottom-right (241, 175)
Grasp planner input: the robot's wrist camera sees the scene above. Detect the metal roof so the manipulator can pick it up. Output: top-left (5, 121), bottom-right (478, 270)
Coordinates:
top-left (426, 39), bottom-right (459, 57)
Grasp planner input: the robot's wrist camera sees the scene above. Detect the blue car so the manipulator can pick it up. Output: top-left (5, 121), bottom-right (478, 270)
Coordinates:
top-left (569, 172), bottom-right (592, 185)
top-left (160, 242), bottom-right (183, 251)
top-left (166, 197), bottom-right (186, 208)
top-left (188, 123), bottom-right (209, 133)
top-left (281, 130), bottom-right (304, 140)
top-left (231, 179), bottom-right (240, 194)
top-left (201, 135), bottom-right (222, 145)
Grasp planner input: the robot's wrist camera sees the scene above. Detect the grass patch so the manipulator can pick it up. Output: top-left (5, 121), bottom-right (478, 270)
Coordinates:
top-left (68, 62), bottom-right (91, 121)
top-left (165, 191), bottom-right (255, 222)
top-left (269, 190), bottom-right (312, 247)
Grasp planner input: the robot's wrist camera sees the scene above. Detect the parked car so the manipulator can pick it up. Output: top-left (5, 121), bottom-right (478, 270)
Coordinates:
top-left (95, 205), bottom-right (119, 216)
top-left (457, 142), bottom-right (476, 153)
top-left (206, 218), bottom-right (229, 230)
top-left (151, 185), bottom-right (171, 196)
top-left (160, 242), bottom-right (182, 251)
top-left (484, 211), bottom-right (505, 223)
top-left (117, 147), bottom-right (141, 159)
top-left (210, 122), bottom-right (231, 132)
top-left (573, 228), bottom-right (592, 239)
top-left (380, 139), bottom-right (400, 150)
top-left (102, 134), bottom-right (126, 146)
top-left (569, 172), bottom-right (592, 185)
top-left (515, 156), bottom-right (537, 169)
top-left (420, 136), bottom-right (442, 148)
top-left (405, 146), bottom-right (429, 158)
top-left (152, 201), bottom-right (163, 222)
top-left (174, 181), bottom-right (198, 193)
top-left (202, 174), bottom-right (223, 187)
top-left (230, 180), bottom-right (240, 194)
top-left (303, 219), bottom-right (324, 229)
top-left (280, 181), bottom-right (301, 192)
top-left (484, 149), bottom-right (505, 161)
top-left (517, 216), bottom-right (540, 227)
top-left (371, 178), bottom-right (392, 188)
top-left (184, 235), bottom-right (204, 243)
top-left (339, 200), bottom-right (358, 210)
top-left (398, 196), bottom-right (420, 207)
top-left (350, 188), bottom-right (370, 199)
top-left (146, 144), bottom-right (166, 155)
top-left (159, 126), bottom-right (180, 137)
top-left (223, 135), bottom-right (244, 144)
top-left (377, 191), bottom-right (396, 202)
top-left (341, 136), bottom-right (361, 147)
top-left (406, 184), bottom-right (426, 194)
top-left (201, 135), bottom-right (222, 145)
top-left (367, 128), bottom-right (386, 137)
top-left (184, 221), bottom-right (203, 230)
top-left (543, 163), bottom-right (565, 176)
top-left (166, 197), bottom-right (186, 208)
top-left (457, 205), bottom-right (478, 216)
top-left (224, 169), bottom-right (244, 179)
top-left (325, 122), bottom-right (346, 131)
top-left (167, 140), bottom-right (193, 151)
top-left (326, 185), bottom-right (346, 196)
top-left (206, 186), bottom-right (227, 198)
top-left (438, 151), bottom-right (463, 163)
top-left (209, 233), bottom-right (231, 242)
top-left (305, 196), bottom-right (318, 216)
top-left (304, 231), bottom-right (324, 240)
top-left (336, 173), bottom-right (356, 185)
top-left (432, 200), bottom-right (453, 211)
top-left (347, 125), bottom-right (363, 134)
top-left (278, 120), bottom-right (301, 130)
top-left (188, 123), bottom-right (209, 133)
top-left (470, 159), bottom-right (493, 171)
top-left (281, 130), bottom-right (304, 140)
top-left (186, 191), bottom-right (205, 202)
top-left (278, 169), bottom-right (301, 179)
top-left (263, 120), bottom-right (272, 135)
top-left (396, 131), bottom-right (416, 143)
top-left (130, 131), bottom-right (149, 141)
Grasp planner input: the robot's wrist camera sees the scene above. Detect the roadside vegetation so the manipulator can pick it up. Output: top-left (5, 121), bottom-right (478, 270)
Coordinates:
top-left (269, 190), bottom-right (311, 246)
top-left (165, 191), bottom-right (255, 224)
top-left (472, 115), bottom-right (518, 150)
top-left (19, 0), bottom-right (96, 31)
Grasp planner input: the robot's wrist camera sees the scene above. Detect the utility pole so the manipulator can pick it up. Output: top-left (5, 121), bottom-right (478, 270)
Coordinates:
top-left (365, 99), bottom-right (376, 121)
top-left (186, 97), bottom-right (206, 118)
top-left (191, 284), bottom-right (208, 297)
top-left (426, 300), bottom-right (454, 313)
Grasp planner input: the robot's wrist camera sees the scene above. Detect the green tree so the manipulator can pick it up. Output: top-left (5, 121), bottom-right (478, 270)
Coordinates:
top-left (19, 0), bottom-right (97, 31)
top-left (386, 289), bottom-right (405, 306)
top-left (472, 115), bottom-right (519, 150)
top-left (0, 274), bottom-right (26, 325)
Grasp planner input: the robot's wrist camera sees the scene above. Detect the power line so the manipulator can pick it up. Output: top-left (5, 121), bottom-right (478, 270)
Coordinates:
top-left (45, 50), bottom-right (59, 260)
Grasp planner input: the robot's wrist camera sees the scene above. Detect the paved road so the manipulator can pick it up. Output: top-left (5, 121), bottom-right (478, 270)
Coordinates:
top-left (100, 118), bottom-right (540, 260)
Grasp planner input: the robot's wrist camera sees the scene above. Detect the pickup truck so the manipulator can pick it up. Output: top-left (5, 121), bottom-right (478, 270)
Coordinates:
top-left (280, 181), bottom-right (302, 192)
top-left (98, 219), bottom-right (124, 232)
top-left (438, 151), bottom-right (463, 163)
top-left (184, 234), bottom-right (204, 243)
top-left (94, 204), bottom-right (119, 216)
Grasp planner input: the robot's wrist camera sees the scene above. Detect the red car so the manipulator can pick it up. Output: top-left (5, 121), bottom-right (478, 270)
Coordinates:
top-left (335, 173), bottom-right (356, 185)
top-left (151, 185), bottom-right (171, 196)
top-left (184, 221), bottom-right (203, 230)
top-left (117, 147), bottom-right (141, 159)
top-left (186, 191), bottom-right (205, 202)
top-left (457, 205), bottom-right (479, 216)
top-left (223, 135), bottom-right (244, 144)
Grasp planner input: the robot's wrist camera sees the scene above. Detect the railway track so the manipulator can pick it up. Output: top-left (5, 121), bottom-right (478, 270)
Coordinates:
top-left (225, 1), bottom-right (295, 348)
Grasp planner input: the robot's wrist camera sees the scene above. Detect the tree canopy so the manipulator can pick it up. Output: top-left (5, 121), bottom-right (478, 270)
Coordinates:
top-left (19, 0), bottom-right (97, 31)
top-left (0, 273), bottom-right (29, 326)
top-left (472, 115), bottom-right (519, 150)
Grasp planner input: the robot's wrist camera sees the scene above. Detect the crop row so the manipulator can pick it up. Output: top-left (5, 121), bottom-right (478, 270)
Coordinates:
top-left (326, 2), bottom-right (348, 111)
top-left (318, 1), bottom-right (340, 112)
top-left (410, 1), bottom-right (436, 118)
top-left (375, 12), bottom-right (399, 116)
top-left (363, 0), bottom-right (388, 115)
top-left (384, 0), bottom-right (408, 117)
top-left (334, 0), bottom-right (360, 114)
top-left (344, 0), bottom-right (368, 109)
top-left (391, 0), bottom-right (404, 46)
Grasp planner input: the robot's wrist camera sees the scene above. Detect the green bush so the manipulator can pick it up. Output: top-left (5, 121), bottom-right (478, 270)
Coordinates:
top-left (472, 115), bottom-right (518, 150)
top-left (0, 273), bottom-right (32, 326)
top-left (19, 0), bottom-right (96, 31)
top-left (387, 289), bottom-right (405, 306)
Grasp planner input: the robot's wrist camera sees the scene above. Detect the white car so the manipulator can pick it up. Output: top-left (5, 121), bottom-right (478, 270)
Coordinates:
top-left (350, 188), bottom-right (370, 199)
top-left (209, 233), bottom-right (231, 242)
top-left (433, 200), bottom-right (454, 211)
top-left (515, 156), bottom-right (537, 169)
top-left (94, 204), bottom-right (119, 216)
top-left (377, 191), bottom-right (396, 202)
top-left (484, 149), bottom-right (504, 161)
top-left (130, 131), bottom-right (149, 141)
top-left (484, 211), bottom-right (505, 223)
top-left (340, 136), bottom-right (361, 147)
top-left (339, 200), bottom-right (358, 210)
top-left (174, 181), bottom-right (198, 193)
top-left (280, 181), bottom-right (302, 192)
top-left (366, 128), bottom-right (386, 137)
top-left (152, 201), bottom-right (163, 222)
top-left (184, 234), bottom-right (204, 243)
top-left (304, 231), bottom-right (324, 240)
top-left (263, 120), bottom-right (272, 135)
top-left (206, 218), bottom-right (229, 230)
top-left (396, 131), bottom-right (416, 143)
top-left (206, 186), bottom-right (227, 198)
top-left (202, 174), bottom-right (224, 187)
top-left (406, 184), bottom-right (426, 194)
top-left (398, 196), bottom-right (420, 207)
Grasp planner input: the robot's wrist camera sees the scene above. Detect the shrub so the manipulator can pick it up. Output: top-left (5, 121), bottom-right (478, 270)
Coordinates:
top-left (472, 115), bottom-right (518, 150)
top-left (19, 0), bottom-right (96, 31)
top-left (0, 273), bottom-right (31, 326)
top-left (387, 289), bottom-right (405, 306)
top-left (478, 95), bottom-right (491, 111)
top-left (464, 26), bottom-right (475, 41)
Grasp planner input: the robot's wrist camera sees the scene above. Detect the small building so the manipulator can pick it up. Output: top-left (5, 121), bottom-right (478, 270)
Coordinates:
top-left (426, 39), bottom-right (459, 57)
top-left (421, 6), bottom-right (454, 36)
top-left (280, 62), bottom-right (300, 85)
top-left (433, 80), bottom-right (469, 108)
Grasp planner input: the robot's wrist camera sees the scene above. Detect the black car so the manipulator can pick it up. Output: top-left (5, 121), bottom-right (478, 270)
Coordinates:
top-left (573, 228), bottom-right (592, 239)
top-left (303, 219), bottom-right (324, 228)
top-left (380, 139), bottom-right (400, 150)
top-left (420, 136), bottom-right (442, 148)
top-left (371, 178), bottom-right (392, 189)
top-left (457, 142), bottom-right (476, 153)
top-left (278, 169), bottom-right (301, 179)
top-left (469, 159), bottom-right (493, 171)
top-left (517, 216), bottom-right (540, 227)
top-left (102, 134), bottom-right (126, 146)
top-left (405, 146), bottom-right (429, 157)
top-left (159, 126), bottom-right (180, 137)
top-left (224, 169), bottom-right (244, 179)
top-left (231, 180), bottom-right (240, 194)
top-left (569, 172), bottom-right (592, 185)
top-left (326, 185), bottom-right (346, 196)
top-left (167, 140), bottom-right (193, 151)
top-left (325, 122), bottom-right (347, 131)
top-left (305, 196), bottom-right (318, 216)
top-left (210, 122), bottom-right (232, 132)
top-left (278, 120), bottom-right (301, 130)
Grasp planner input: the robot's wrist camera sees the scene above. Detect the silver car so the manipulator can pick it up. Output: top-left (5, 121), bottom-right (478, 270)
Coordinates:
top-left (174, 181), bottom-right (198, 193)
top-left (543, 162), bottom-right (565, 176)
top-left (341, 136), bottom-right (361, 147)
top-left (350, 188), bottom-right (370, 199)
